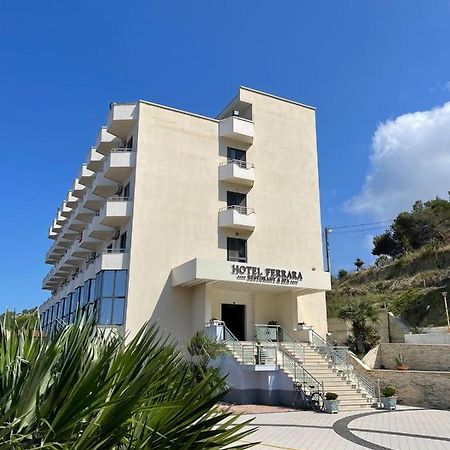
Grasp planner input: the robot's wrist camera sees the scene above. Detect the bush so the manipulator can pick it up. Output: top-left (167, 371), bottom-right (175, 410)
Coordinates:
top-left (338, 269), bottom-right (348, 280)
top-left (325, 392), bottom-right (339, 401)
top-left (382, 386), bottom-right (396, 397)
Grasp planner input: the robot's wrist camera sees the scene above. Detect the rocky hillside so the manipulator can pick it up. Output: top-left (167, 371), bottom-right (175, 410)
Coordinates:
top-left (327, 244), bottom-right (450, 329)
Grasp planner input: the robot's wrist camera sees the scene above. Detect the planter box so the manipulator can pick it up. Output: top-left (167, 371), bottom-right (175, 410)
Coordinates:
top-left (381, 396), bottom-right (397, 410)
top-left (324, 399), bottom-right (340, 414)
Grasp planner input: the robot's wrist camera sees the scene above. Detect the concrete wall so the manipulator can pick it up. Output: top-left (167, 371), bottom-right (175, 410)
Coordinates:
top-left (364, 343), bottom-right (450, 371)
top-left (218, 355), bottom-right (294, 406)
top-left (405, 333), bottom-right (450, 344)
top-left (328, 312), bottom-right (406, 345)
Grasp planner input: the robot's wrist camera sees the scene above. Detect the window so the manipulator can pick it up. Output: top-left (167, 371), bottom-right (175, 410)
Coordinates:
top-left (96, 270), bottom-right (128, 325)
top-left (123, 182), bottom-right (130, 199)
top-left (227, 191), bottom-right (246, 208)
top-left (227, 147), bottom-right (246, 161)
top-left (119, 232), bottom-right (127, 251)
top-left (227, 238), bottom-right (247, 263)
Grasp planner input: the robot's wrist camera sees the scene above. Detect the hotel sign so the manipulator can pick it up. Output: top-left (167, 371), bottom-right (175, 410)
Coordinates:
top-left (231, 264), bottom-right (303, 286)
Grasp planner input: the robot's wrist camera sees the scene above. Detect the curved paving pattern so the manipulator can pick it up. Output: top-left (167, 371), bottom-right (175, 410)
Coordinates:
top-left (237, 406), bottom-right (450, 449)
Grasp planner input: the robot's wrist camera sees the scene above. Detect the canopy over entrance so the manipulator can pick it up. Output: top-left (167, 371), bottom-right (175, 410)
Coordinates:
top-left (171, 258), bottom-right (331, 294)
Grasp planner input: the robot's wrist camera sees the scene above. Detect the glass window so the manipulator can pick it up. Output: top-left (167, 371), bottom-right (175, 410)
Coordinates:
top-left (112, 299), bottom-right (125, 325)
top-left (119, 232), bottom-right (127, 251)
top-left (98, 298), bottom-right (113, 325)
top-left (227, 191), bottom-right (246, 207)
top-left (227, 238), bottom-right (247, 263)
top-left (95, 273), bottom-right (102, 300)
top-left (90, 278), bottom-right (96, 303)
top-left (102, 271), bottom-right (115, 297)
top-left (123, 182), bottom-right (130, 199)
top-left (114, 270), bottom-right (127, 297)
top-left (227, 147), bottom-right (246, 161)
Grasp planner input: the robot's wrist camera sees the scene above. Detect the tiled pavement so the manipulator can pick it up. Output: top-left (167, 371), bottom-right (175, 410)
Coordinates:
top-left (234, 406), bottom-right (450, 449)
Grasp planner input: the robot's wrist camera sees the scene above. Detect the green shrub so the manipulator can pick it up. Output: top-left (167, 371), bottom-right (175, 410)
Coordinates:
top-left (382, 386), bottom-right (396, 397)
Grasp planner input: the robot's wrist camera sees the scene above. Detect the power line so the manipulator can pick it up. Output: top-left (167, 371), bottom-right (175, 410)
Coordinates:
top-left (329, 220), bottom-right (394, 230)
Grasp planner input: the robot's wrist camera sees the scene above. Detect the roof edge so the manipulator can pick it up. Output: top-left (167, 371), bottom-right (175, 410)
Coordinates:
top-left (240, 86), bottom-right (316, 111)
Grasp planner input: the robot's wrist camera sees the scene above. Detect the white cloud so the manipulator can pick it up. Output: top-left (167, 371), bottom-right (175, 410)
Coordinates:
top-left (346, 102), bottom-right (450, 219)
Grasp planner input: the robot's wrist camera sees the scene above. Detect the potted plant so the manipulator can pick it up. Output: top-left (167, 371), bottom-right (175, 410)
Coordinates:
top-left (381, 386), bottom-right (397, 410)
top-left (324, 392), bottom-right (339, 414)
top-left (393, 354), bottom-right (409, 370)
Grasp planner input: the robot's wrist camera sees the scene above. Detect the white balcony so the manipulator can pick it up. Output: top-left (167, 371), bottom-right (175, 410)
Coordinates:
top-left (72, 178), bottom-right (86, 199)
top-left (103, 149), bottom-right (136, 182)
top-left (72, 204), bottom-right (95, 223)
top-left (95, 249), bottom-right (130, 272)
top-left (218, 160), bottom-right (255, 186)
top-left (78, 164), bottom-right (95, 187)
top-left (55, 209), bottom-right (68, 226)
top-left (91, 173), bottom-right (118, 197)
top-left (98, 197), bottom-right (133, 227)
top-left (219, 116), bottom-right (254, 144)
top-left (107, 103), bottom-right (137, 140)
top-left (67, 217), bottom-right (86, 232)
top-left (48, 221), bottom-right (60, 239)
top-left (85, 211), bottom-right (115, 240)
top-left (60, 201), bottom-right (72, 218)
top-left (45, 240), bottom-right (68, 264)
top-left (218, 206), bottom-right (255, 231)
top-left (86, 147), bottom-right (104, 172)
top-left (82, 187), bottom-right (105, 211)
top-left (66, 191), bottom-right (79, 208)
top-left (96, 127), bottom-right (123, 155)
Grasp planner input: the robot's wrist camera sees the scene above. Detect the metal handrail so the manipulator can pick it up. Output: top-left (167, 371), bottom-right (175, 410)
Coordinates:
top-left (111, 147), bottom-right (133, 153)
top-left (102, 248), bottom-right (128, 254)
top-left (107, 195), bottom-right (131, 202)
top-left (309, 328), bottom-right (376, 400)
top-left (255, 324), bottom-right (306, 363)
top-left (219, 205), bottom-right (255, 215)
top-left (219, 159), bottom-right (255, 169)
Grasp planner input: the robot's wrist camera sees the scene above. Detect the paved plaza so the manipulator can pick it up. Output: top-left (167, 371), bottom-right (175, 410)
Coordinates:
top-left (235, 406), bottom-right (450, 449)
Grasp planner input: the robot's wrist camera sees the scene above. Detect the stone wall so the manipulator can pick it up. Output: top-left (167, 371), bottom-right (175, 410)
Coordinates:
top-left (370, 369), bottom-right (450, 410)
top-left (328, 312), bottom-right (406, 345)
top-left (365, 343), bottom-right (450, 371)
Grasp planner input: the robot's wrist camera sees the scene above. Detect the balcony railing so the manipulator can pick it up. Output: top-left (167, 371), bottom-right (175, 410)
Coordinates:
top-left (219, 159), bottom-right (254, 170)
top-left (219, 205), bottom-right (255, 215)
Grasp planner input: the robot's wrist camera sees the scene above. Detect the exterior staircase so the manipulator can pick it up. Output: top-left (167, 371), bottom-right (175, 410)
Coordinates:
top-left (281, 342), bottom-right (375, 411)
top-left (213, 322), bottom-right (378, 412)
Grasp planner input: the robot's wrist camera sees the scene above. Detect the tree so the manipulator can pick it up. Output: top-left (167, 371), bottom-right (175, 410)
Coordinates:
top-left (372, 232), bottom-right (402, 258)
top-left (0, 313), bottom-right (254, 448)
top-left (374, 255), bottom-right (391, 268)
top-left (338, 298), bottom-right (380, 354)
top-left (354, 257), bottom-right (364, 271)
top-left (337, 269), bottom-right (348, 280)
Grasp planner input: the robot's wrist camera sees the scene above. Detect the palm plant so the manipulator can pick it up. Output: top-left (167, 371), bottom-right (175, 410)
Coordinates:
top-left (0, 312), bottom-right (255, 449)
top-left (338, 298), bottom-right (380, 354)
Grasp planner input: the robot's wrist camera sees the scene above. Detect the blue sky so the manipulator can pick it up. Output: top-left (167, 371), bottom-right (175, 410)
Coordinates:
top-left (1, 1), bottom-right (450, 311)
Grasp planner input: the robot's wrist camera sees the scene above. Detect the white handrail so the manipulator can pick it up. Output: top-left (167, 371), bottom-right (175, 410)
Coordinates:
top-left (219, 159), bottom-right (255, 169)
top-left (219, 205), bottom-right (255, 215)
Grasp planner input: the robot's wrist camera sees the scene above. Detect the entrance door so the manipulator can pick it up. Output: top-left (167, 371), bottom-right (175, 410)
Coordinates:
top-left (221, 304), bottom-right (246, 341)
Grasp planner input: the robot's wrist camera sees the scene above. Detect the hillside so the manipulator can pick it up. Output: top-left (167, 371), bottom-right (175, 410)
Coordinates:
top-left (328, 197), bottom-right (450, 330)
top-left (327, 244), bottom-right (450, 329)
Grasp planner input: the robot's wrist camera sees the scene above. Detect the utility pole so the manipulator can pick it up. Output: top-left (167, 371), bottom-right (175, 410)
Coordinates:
top-left (324, 227), bottom-right (331, 272)
top-left (442, 292), bottom-right (450, 333)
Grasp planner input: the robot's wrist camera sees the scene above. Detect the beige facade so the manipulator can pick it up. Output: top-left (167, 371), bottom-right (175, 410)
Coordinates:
top-left (39, 87), bottom-right (330, 345)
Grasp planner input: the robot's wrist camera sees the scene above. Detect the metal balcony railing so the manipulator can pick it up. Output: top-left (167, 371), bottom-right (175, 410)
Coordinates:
top-left (219, 205), bottom-right (255, 215)
top-left (219, 159), bottom-right (255, 170)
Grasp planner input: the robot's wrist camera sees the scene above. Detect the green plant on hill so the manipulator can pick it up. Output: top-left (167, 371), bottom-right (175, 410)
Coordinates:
top-left (372, 197), bottom-right (450, 259)
top-left (0, 312), bottom-right (254, 449)
top-left (338, 298), bottom-right (380, 354)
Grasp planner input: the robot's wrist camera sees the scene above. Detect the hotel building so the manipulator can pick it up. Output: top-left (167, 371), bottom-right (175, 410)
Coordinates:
top-left (38, 88), bottom-right (376, 409)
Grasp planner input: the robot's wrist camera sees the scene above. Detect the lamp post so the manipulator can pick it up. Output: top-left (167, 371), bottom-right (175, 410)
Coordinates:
top-left (442, 292), bottom-right (450, 333)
